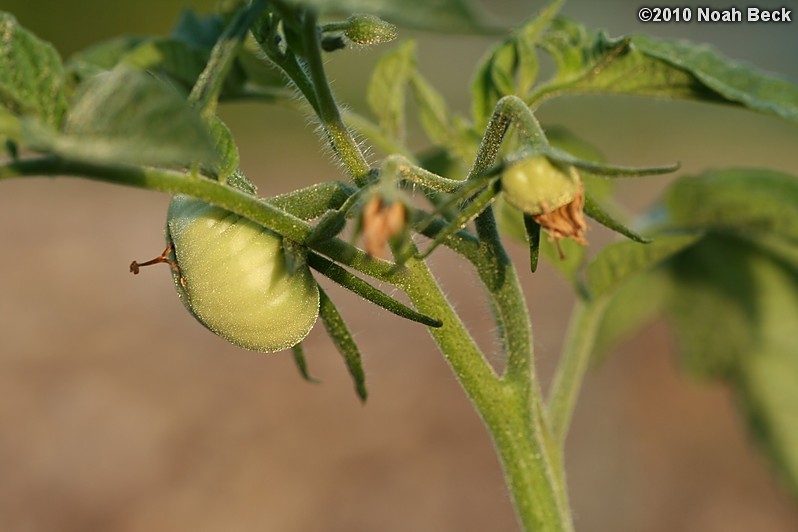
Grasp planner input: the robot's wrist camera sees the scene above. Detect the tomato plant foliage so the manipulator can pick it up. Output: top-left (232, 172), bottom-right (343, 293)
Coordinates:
top-left (2, 0), bottom-right (798, 528)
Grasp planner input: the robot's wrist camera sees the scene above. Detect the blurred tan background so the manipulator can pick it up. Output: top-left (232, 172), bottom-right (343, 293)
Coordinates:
top-left (1, 1), bottom-right (798, 530)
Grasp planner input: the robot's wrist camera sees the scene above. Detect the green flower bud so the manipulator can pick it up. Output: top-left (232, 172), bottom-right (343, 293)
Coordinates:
top-left (344, 14), bottom-right (398, 46)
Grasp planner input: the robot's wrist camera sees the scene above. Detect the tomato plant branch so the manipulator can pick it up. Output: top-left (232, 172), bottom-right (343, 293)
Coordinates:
top-left (299, 10), bottom-right (371, 185)
top-left (0, 156), bottom-right (398, 283)
top-left (547, 296), bottom-right (609, 447)
top-left (398, 254), bottom-right (572, 531)
top-left (467, 96), bottom-right (548, 384)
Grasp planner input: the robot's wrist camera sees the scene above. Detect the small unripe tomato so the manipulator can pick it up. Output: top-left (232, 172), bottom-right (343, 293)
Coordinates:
top-left (166, 196), bottom-right (320, 353)
top-left (501, 156), bottom-right (581, 216)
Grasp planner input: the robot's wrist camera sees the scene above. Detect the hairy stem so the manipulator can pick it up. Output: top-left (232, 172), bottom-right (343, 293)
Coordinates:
top-left (399, 255), bottom-right (571, 532)
top-left (0, 157), bottom-right (396, 283)
top-left (300, 10), bottom-right (370, 185)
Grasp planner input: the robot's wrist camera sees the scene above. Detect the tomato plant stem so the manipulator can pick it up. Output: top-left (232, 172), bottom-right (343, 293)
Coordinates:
top-left (400, 257), bottom-right (573, 531)
top-left (300, 10), bottom-right (371, 186)
top-left (547, 297), bottom-right (609, 447)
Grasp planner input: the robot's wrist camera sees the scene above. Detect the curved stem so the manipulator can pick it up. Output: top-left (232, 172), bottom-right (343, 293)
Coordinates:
top-left (466, 95), bottom-right (548, 383)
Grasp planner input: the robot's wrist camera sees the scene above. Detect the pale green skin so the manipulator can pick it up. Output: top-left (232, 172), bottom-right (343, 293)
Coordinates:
top-left (501, 156), bottom-right (580, 215)
top-left (166, 196), bottom-right (320, 353)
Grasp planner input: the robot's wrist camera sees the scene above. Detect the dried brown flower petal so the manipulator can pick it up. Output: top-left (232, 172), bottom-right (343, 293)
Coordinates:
top-left (362, 195), bottom-right (407, 259)
top-left (533, 184), bottom-right (588, 246)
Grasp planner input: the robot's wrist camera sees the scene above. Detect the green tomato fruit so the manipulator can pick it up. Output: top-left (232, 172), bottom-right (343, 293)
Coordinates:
top-left (166, 195), bottom-right (320, 353)
top-left (501, 156), bottom-right (581, 215)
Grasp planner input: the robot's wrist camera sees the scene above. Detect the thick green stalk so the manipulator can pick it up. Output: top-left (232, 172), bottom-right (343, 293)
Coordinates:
top-left (465, 96), bottom-right (546, 383)
top-left (399, 258), bottom-right (572, 531)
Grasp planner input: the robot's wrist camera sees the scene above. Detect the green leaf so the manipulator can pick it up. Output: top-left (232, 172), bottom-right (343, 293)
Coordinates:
top-left (409, 72), bottom-right (452, 148)
top-left (585, 232), bottom-right (700, 298)
top-left (0, 12), bottom-right (68, 128)
top-left (0, 106), bottom-right (20, 142)
top-left (171, 9), bottom-right (226, 50)
top-left (540, 236), bottom-right (585, 281)
top-left (66, 37), bottom-right (147, 81)
top-left (69, 36), bottom-right (288, 103)
top-left (634, 35), bottom-right (798, 121)
top-left (280, 0), bottom-right (498, 34)
top-left (738, 342), bottom-right (798, 496)
top-left (593, 266), bottom-right (672, 360)
top-left (663, 235), bottom-right (757, 377)
top-left (658, 168), bottom-right (798, 243)
top-left (535, 18), bottom-right (798, 121)
top-left (367, 40), bottom-right (416, 142)
top-left (122, 38), bottom-right (244, 95)
top-left (590, 170), bottom-right (798, 494)
top-left (471, 38), bottom-right (516, 129)
top-left (318, 288), bottom-right (368, 402)
top-left (25, 67), bottom-right (216, 167)
top-left (470, 1), bottom-right (563, 128)
top-left (67, 7), bottom-right (286, 104)
top-left (658, 233), bottom-right (798, 494)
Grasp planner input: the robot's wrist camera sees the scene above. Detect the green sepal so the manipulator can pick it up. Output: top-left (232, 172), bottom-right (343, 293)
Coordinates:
top-left (269, 181), bottom-right (355, 220)
top-left (291, 343), bottom-right (320, 383)
top-left (523, 214), bottom-right (541, 272)
top-left (306, 210), bottom-right (347, 244)
top-left (544, 147), bottom-right (679, 178)
top-left (416, 178), bottom-right (499, 260)
top-left (308, 253), bottom-right (443, 328)
top-left (584, 192), bottom-right (650, 244)
top-left (225, 168), bottom-right (258, 195)
top-left (318, 287), bottom-right (368, 402)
